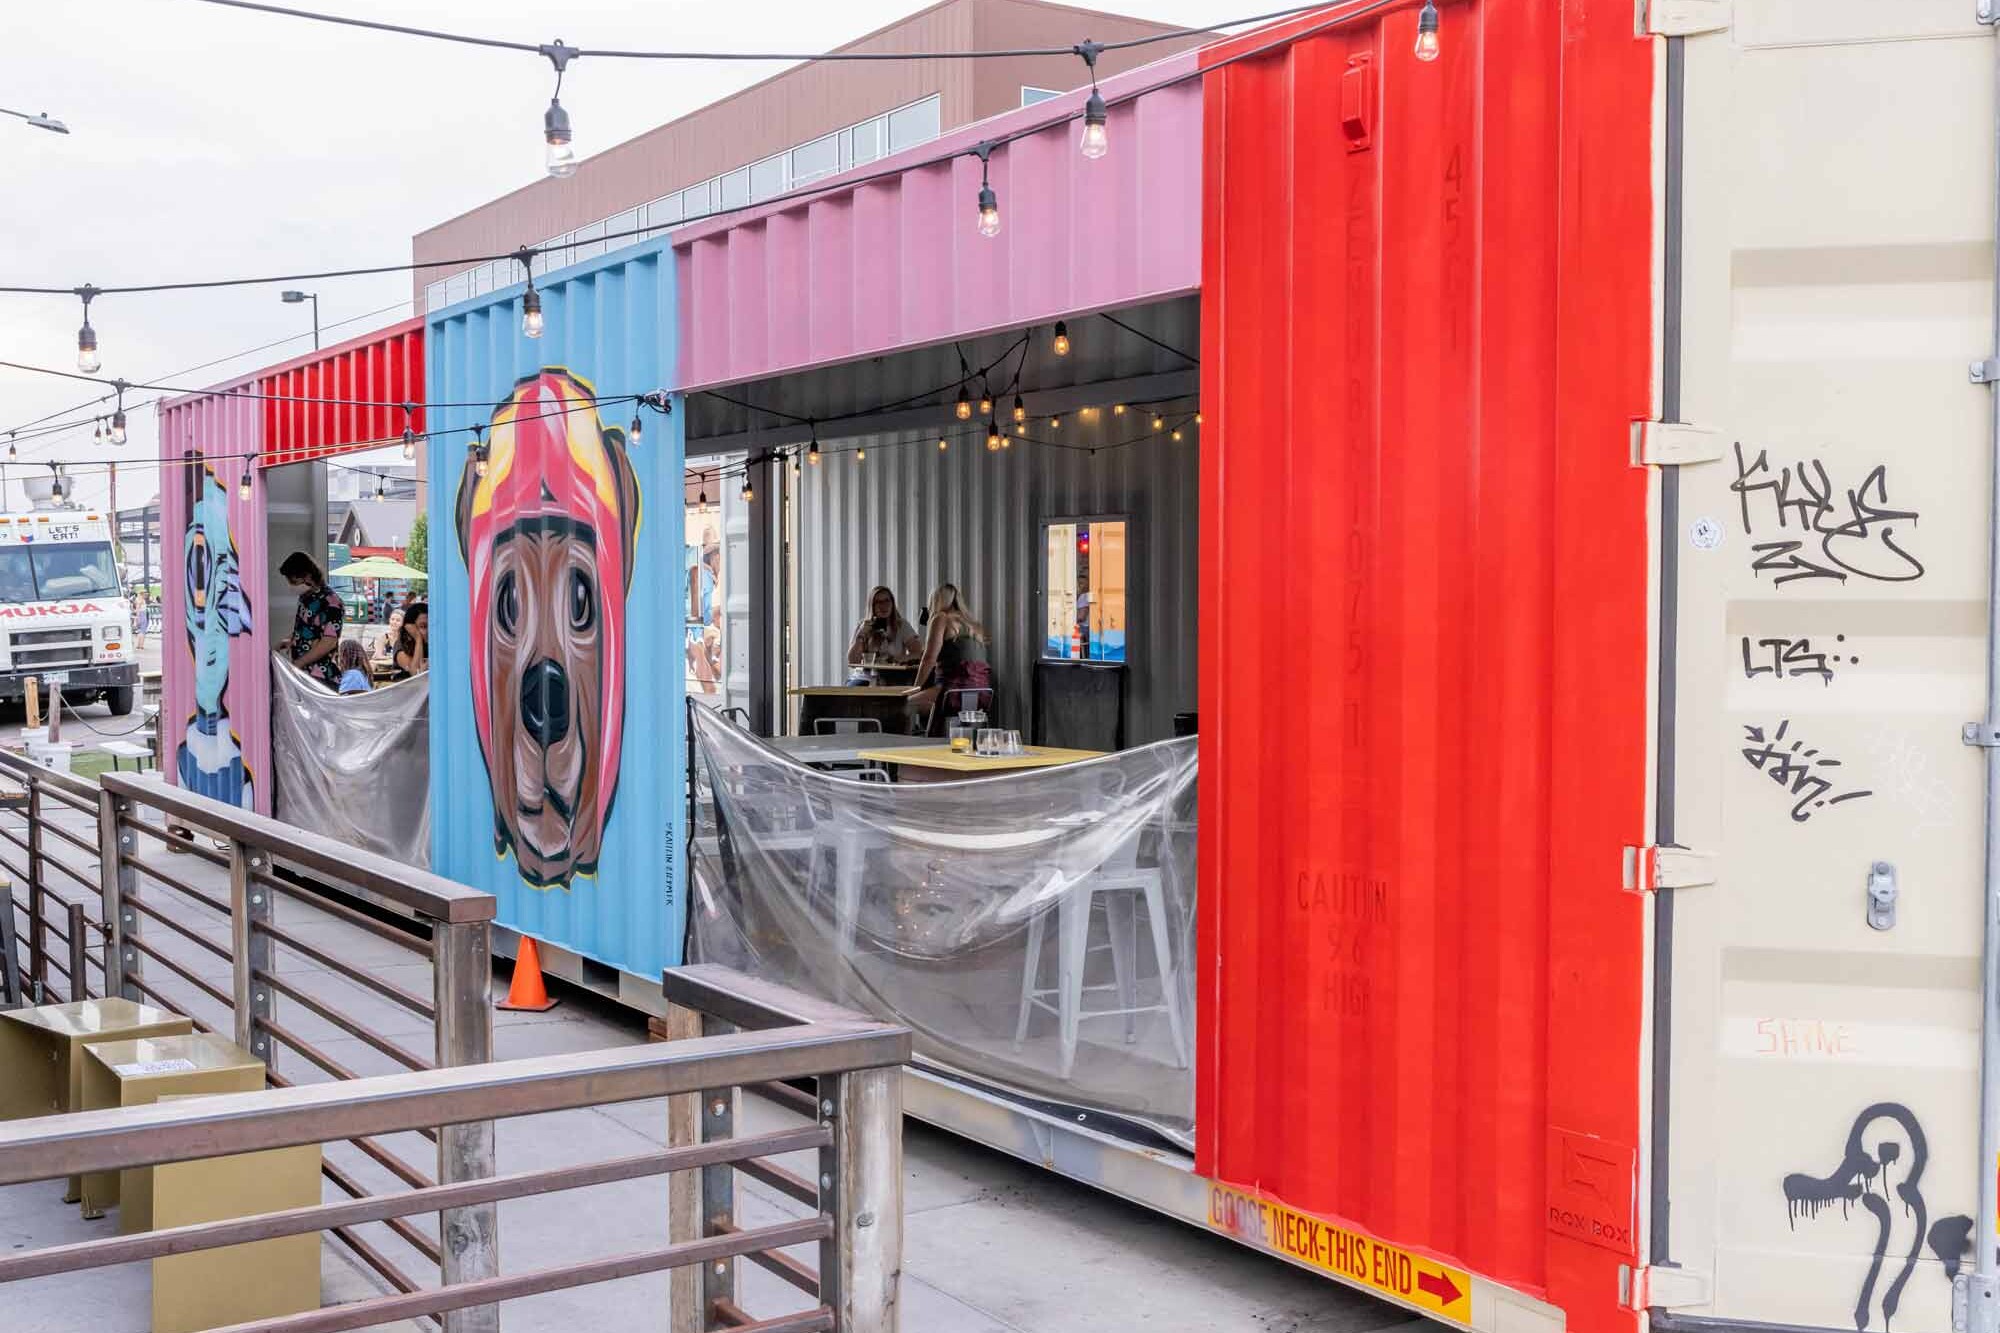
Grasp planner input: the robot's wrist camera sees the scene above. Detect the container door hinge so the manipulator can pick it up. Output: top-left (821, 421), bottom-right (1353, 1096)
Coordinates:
top-left (1632, 420), bottom-right (1724, 467)
top-left (1622, 1264), bottom-right (1713, 1311)
top-left (1642, 0), bottom-right (1731, 36)
top-left (1980, 1), bottom-right (2000, 30)
top-left (1624, 845), bottom-right (1715, 893)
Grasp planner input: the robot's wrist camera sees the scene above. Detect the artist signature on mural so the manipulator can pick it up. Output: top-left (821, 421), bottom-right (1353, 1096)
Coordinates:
top-left (1741, 720), bottom-right (1872, 822)
top-left (1730, 443), bottom-right (1923, 588)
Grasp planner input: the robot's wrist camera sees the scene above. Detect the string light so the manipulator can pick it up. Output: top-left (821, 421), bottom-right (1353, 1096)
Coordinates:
top-left (521, 271), bottom-right (544, 339)
top-left (1052, 321), bottom-right (1071, 356)
top-left (74, 285), bottom-right (100, 375)
top-left (401, 402), bottom-right (418, 460)
top-left (937, 436), bottom-right (948, 451)
top-left (955, 387), bottom-right (972, 421)
top-left (469, 427), bottom-right (489, 479)
top-left (236, 460), bottom-right (253, 501)
top-left (1113, 403), bottom-right (1126, 416)
top-left (1012, 395), bottom-right (1026, 423)
top-left (740, 473), bottom-right (754, 502)
top-left (1414, 1), bottom-right (1440, 62)
top-left (1014, 423), bottom-right (1027, 437)
top-left (978, 388), bottom-right (993, 416)
top-left (1195, 411), bottom-right (1204, 424)
top-left (374, 475), bottom-right (387, 500)
top-left (855, 445), bottom-right (866, 462)
top-left (5, 433), bottom-right (14, 460)
top-left (629, 411), bottom-right (643, 446)
top-left (975, 143), bottom-right (1001, 238)
top-left (1152, 413), bottom-right (1165, 430)
top-left (50, 471), bottom-right (64, 502)
top-left (1050, 413), bottom-right (1062, 430)
top-left (1076, 41), bottom-right (1108, 160)
top-left (698, 486), bottom-right (708, 506)
top-left (108, 382), bottom-right (127, 445)
top-left (986, 421), bottom-right (1002, 451)
top-left (542, 42), bottom-right (579, 177)
top-left (91, 419), bottom-right (104, 446)
top-left (1172, 428), bottom-right (1184, 441)
top-left (807, 426), bottom-right (821, 465)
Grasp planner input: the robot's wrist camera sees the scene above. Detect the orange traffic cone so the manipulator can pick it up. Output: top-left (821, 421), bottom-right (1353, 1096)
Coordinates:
top-left (497, 937), bottom-right (559, 1012)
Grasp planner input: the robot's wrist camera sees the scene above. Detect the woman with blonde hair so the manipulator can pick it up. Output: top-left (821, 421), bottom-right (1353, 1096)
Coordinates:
top-left (913, 582), bottom-right (992, 733)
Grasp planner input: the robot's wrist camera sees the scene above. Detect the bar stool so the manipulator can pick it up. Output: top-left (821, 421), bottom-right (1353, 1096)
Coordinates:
top-left (1012, 841), bottom-right (1190, 1079)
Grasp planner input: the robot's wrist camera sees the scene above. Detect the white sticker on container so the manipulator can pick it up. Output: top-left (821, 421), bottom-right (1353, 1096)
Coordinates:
top-left (111, 1057), bottom-right (198, 1077)
top-left (1689, 517), bottom-right (1724, 551)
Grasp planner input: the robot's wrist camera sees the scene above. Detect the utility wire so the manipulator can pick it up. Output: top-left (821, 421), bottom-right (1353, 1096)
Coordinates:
top-left (187, 0), bottom-right (1330, 61)
top-left (0, 358), bottom-right (646, 412)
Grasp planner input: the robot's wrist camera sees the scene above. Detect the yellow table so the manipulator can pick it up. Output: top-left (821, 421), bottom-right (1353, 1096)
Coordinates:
top-left (790, 685), bottom-right (921, 735)
top-left (856, 744), bottom-right (1107, 783)
top-left (78, 1032), bottom-right (268, 1222)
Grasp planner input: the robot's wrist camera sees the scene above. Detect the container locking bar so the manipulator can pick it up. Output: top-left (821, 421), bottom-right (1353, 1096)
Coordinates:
top-left (1623, 845), bottom-right (1715, 893)
top-left (1631, 421), bottom-right (1724, 467)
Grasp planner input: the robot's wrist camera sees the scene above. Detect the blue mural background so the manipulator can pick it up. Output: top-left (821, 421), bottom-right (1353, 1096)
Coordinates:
top-left (426, 236), bottom-right (685, 981)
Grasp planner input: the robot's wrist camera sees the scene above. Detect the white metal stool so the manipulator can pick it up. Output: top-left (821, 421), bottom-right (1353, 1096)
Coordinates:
top-left (1012, 852), bottom-right (1190, 1080)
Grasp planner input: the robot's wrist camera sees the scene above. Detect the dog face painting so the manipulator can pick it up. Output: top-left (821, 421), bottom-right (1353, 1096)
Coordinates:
top-left (457, 369), bottom-right (640, 889)
top-left (178, 459), bottom-right (254, 807)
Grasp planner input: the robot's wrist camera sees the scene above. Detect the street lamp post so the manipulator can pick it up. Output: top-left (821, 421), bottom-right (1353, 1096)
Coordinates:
top-left (1, 107), bottom-right (68, 134)
top-left (281, 290), bottom-right (319, 350)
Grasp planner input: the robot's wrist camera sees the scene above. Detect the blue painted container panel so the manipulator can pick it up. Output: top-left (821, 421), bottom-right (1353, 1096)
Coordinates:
top-left (426, 237), bottom-right (685, 981)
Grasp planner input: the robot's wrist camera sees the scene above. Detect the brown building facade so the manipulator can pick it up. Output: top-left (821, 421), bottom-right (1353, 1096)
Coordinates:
top-left (410, 0), bottom-right (1198, 309)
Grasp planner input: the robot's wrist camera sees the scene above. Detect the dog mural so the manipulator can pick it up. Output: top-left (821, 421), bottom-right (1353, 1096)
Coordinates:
top-left (456, 368), bottom-right (640, 890)
top-left (178, 457), bottom-right (254, 807)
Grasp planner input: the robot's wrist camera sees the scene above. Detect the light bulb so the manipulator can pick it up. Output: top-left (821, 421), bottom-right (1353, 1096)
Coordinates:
top-left (1014, 423), bottom-right (1026, 437)
top-left (1080, 90), bottom-right (1109, 160)
top-left (76, 321), bottom-right (100, 375)
top-left (236, 471), bottom-right (250, 502)
top-left (807, 439), bottom-right (821, 465)
top-left (544, 98), bottom-right (577, 178)
top-left (977, 183), bottom-right (1001, 238)
top-left (955, 388), bottom-right (972, 421)
top-left (1414, 1), bottom-right (1440, 62)
top-left (979, 391), bottom-right (993, 416)
top-left (629, 413), bottom-right (643, 447)
top-left (741, 478), bottom-right (754, 502)
top-left (6, 441), bottom-right (15, 460)
top-left (986, 424), bottom-right (1002, 451)
top-left (1195, 411), bottom-right (1204, 424)
top-left (698, 488), bottom-right (708, 506)
top-left (855, 446), bottom-right (866, 462)
top-left (51, 477), bottom-right (64, 501)
top-left (109, 410), bottom-right (126, 446)
top-left (522, 285), bottom-right (544, 339)
top-left (1050, 414), bottom-right (1062, 430)
top-left (375, 478), bottom-right (387, 501)
top-left (937, 437), bottom-right (948, 451)
top-left (475, 447), bottom-right (490, 480)
top-left (1152, 414), bottom-right (1165, 430)
top-left (91, 420), bottom-right (103, 445)
top-left (1012, 396), bottom-right (1026, 423)
top-left (1052, 321), bottom-right (1071, 357)
top-left (1113, 403), bottom-right (1126, 416)
top-left (402, 428), bottom-right (418, 461)
top-left (1172, 429), bottom-right (1184, 441)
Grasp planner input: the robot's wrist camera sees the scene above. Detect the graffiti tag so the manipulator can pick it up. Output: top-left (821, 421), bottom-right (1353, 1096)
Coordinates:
top-left (1740, 635), bottom-right (1859, 686)
top-left (1730, 443), bottom-right (1923, 587)
top-left (1741, 720), bottom-right (1872, 821)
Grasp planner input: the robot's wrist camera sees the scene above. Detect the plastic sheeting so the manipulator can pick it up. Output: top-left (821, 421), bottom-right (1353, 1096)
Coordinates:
top-left (688, 707), bottom-right (1197, 1143)
top-left (270, 654), bottom-right (430, 866)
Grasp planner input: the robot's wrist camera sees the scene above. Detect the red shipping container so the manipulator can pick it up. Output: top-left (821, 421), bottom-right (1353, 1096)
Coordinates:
top-left (1197, 3), bottom-right (1652, 1331)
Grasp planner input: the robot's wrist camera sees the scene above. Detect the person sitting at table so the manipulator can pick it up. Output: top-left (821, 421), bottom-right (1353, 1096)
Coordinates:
top-left (912, 582), bottom-right (992, 733)
top-left (375, 606), bottom-right (404, 662)
top-left (390, 601), bottom-right (428, 679)
top-left (845, 585), bottom-right (922, 684)
top-left (335, 639), bottom-right (373, 695)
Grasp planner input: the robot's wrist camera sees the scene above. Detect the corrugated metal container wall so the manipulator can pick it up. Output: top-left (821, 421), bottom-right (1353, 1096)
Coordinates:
top-left (156, 386), bottom-right (271, 816)
top-left (1196, 4), bottom-right (1653, 1331)
top-left (260, 318), bottom-right (426, 466)
top-left (426, 237), bottom-right (686, 982)
top-left (796, 407), bottom-right (1198, 742)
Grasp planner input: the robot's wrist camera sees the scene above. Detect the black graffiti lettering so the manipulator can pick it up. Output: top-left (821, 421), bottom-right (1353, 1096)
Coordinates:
top-left (1741, 720), bottom-right (1872, 821)
top-left (1783, 1103), bottom-right (1974, 1332)
top-left (1741, 636), bottom-right (1836, 685)
top-left (1731, 443), bottom-right (1924, 588)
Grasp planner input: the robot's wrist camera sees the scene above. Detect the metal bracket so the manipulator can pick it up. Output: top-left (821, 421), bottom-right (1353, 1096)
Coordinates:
top-left (1631, 420), bottom-right (1724, 466)
top-left (1963, 722), bottom-right (2000, 747)
top-left (1622, 1263), bottom-right (1713, 1311)
top-left (1624, 845), bottom-right (1716, 892)
top-left (1981, 0), bottom-right (2000, 28)
top-left (1643, 0), bottom-right (1731, 36)
top-left (1866, 861), bottom-right (1898, 931)
top-left (1973, 358), bottom-right (2000, 383)
top-left (1953, 1269), bottom-right (2000, 1333)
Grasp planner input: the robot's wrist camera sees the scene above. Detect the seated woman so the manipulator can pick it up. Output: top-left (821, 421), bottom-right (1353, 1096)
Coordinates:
top-left (911, 583), bottom-right (992, 734)
top-left (390, 601), bottom-right (428, 679)
top-left (374, 607), bottom-right (404, 663)
top-left (845, 585), bottom-right (923, 684)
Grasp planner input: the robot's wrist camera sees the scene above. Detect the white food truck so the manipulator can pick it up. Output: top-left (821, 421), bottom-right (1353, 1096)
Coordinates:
top-left (0, 480), bottom-right (138, 716)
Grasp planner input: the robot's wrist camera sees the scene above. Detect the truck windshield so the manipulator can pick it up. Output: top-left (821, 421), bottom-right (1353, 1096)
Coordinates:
top-left (0, 542), bottom-right (121, 602)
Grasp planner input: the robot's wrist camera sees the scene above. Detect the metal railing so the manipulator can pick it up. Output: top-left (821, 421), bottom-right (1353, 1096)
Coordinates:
top-left (0, 964), bottom-right (910, 1332)
top-left (0, 753), bottom-right (500, 1315)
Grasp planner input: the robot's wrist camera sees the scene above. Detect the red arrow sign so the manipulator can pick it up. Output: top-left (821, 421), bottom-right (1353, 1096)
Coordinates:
top-left (1418, 1269), bottom-right (1464, 1307)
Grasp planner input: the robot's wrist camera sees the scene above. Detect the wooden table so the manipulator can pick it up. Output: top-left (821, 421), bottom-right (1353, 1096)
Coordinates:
top-left (855, 743), bottom-right (1107, 783)
top-left (789, 685), bottom-right (921, 736)
top-left (769, 733), bottom-right (935, 767)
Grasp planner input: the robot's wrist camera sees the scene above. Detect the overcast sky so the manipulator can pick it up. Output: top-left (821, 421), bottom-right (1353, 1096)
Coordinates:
top-left (0, 0), bottom-right (1245, 515)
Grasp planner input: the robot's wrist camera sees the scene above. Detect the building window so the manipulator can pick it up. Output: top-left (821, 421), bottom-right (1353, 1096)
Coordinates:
top-left (849, 117), bottom-right (884, 167)
top-left (792, 133), bottom-right (839, 187)
top-left (682, 179), bottom-right (713, 222)
top-left (750, 153), bottom-right (788, 202)
top-left (888, 97), bottom-right (941, 152)
top-left (1022, 86), bottom-right (1062, 107)
top-left (719, 167), bottom-right (751, 211)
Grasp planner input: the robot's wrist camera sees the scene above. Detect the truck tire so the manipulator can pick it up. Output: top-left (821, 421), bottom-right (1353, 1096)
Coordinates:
top-left (104, 686), bottom-right (135, 717)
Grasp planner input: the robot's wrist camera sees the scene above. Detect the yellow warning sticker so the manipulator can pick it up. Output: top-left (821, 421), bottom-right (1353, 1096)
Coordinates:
top-left (1207, 1183), bottom-right (1474, 1324)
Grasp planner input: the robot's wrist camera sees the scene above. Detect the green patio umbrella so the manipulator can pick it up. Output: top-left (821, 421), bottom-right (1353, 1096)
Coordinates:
top-left (329, 555), bottom-right (427, 581)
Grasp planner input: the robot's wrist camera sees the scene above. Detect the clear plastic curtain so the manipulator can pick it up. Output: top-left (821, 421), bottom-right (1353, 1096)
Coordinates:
top-left (688, 706), bottom-right (1198, 1144)
top-left (270, 654), bottom-right (431, 866)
